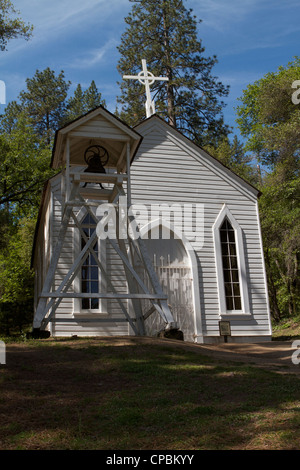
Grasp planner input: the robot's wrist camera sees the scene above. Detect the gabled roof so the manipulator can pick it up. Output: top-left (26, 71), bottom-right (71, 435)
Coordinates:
top-left (33, 110), bottom-right (260, 267)
top-left (134, 114), bottom-right (261, 199)
top-left (51, 106), bottom-right (143, 170)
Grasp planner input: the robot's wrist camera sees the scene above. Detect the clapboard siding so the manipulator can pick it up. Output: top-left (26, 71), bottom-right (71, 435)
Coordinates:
top-left (33, 182), bottom-right (53, 312)
top-left (33, 113), bottom-right (271, 342)
top-left (131, 119), bottom-right (271, 342)
top-left (46, 176), bottom-right (130, 337)
top-left (69, 115), bottom-right (130, 140)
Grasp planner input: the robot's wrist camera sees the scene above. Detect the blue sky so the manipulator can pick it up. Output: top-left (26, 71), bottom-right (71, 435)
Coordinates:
top-left (0, 0), bottom-right (300, 139)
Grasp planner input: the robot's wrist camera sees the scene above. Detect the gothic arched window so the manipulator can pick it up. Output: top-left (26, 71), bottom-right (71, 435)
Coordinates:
top-left (213, 206), bottom-right (250, 316)
top-left (220, 218), bottom-right (242, 311)
top-left (81, 213), bottom-right (99, 310)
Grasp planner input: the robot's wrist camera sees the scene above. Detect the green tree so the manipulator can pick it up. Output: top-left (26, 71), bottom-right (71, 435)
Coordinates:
top-left (0, 0), bottom-right (33, 51)
top-left (0, 71), bottom-right (107, 334)
top-left (0, 110), bottom-right (53, 216)
top-left (0, 217), bottom-right (35, 334)
top-left (236, 58), bottom-right (300, 322)
top-left (65, 84), bottom-right (85, 123)
top-left (84, 80), bottom-right (106, 111)
top-left (117, 0), bottom-right (229, 146)
top-left (0, 100), bottom-right (22, 133)
top-left (259, 169), bottom-right (300, 320)
top-left (19, 67), bottom-right (71, 144)
top-left (0, 72), bottom-right (106, 213)
top-left (204, 135), bottom-right (259, 185)
top-left (236, 57), bottom-right (300, 171)
top-left (65, 80), bottom-right (106, 123)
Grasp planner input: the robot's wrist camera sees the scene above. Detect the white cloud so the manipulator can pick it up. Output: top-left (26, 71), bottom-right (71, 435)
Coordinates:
top-left (10, 0), bottom-right (129, 47)
top-left (68, 39), bottom-right (119, 69)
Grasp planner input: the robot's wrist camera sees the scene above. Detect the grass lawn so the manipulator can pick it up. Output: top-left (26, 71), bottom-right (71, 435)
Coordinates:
top-left (1, 336), bottom-right (300, 450)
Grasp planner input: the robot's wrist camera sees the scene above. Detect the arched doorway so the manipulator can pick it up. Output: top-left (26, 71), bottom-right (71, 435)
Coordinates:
top-left (135, 222), bottom-right (197, 342)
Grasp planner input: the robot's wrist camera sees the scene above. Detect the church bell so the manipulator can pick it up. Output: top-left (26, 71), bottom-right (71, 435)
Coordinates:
top-left (84, 145), bottom-right (109, 174)
top-left (83, 145), bottom-right (109, 188)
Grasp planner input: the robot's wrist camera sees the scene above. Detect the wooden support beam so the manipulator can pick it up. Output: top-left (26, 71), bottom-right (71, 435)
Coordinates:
top-left (39, 230), bottom-right (96, 322)
top-left (33, 181), bottom-right (81, 328)
top-left (35, 175), bottom-right (176, 335)
top-left (69, 131), bottom-right (130, 140)
top-left (66, 200), bottom-right (101, 208)
top-left (39, 293), bottom-right (168, 299)
top-left (70, 172), bottom-right (127, 184)
top-left (79, 188), bottom-right (113, 200)
top-left (106, 184), bottom-right (176, 327)
top-left (108, 238), bottom-right (151, 296)
top-left (126, 142), bottom-right (131, 207)
top-left (116, 143), bottom-right (127, 172)
top-left (130, 217), bottom-right (176, 327)
top-left (37, 185), bottom-right (114, 328)
top-left (109, 182), bottom-right (124, 204)
top-left (65, 137), bottom-right (70, 202)
top-left (68, 198), bottom-right (140, 335)
top-left (49, 318), bottom-right (135, 323)
top-left (40, 209), bottom-right (139, 335)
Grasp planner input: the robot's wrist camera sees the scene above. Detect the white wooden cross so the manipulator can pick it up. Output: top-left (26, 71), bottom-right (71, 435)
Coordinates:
top-left (123, 59), bottom-right (169, 118)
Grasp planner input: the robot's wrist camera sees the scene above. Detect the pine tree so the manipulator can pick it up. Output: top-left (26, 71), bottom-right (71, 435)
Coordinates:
top-left (237, 58), bottom-right (300, 320)
top-left (0, 110), bottom-right (53, 212)
top-left (65, 80), bottom-right (106, 124)
top-left (19, 67), bottom-right (71, 145)
top-left (65, 84), bottom-right (85, 122)
top-left (0, 0), bottom-right (33, 51)
top-left (117, 0), bottom-right (229, 146)
top-left (84, 80), bottom-right (106, 111)
top-left (203, 136), bottom-right (258, 185)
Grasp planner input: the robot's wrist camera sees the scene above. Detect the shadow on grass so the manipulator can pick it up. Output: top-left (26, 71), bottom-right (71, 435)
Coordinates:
top-left (1, 338), bottom-right (300, 450)
top-left (273, 334), bottom-right (300, 341)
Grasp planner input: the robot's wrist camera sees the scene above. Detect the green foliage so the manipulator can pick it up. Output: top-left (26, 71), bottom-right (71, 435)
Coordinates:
top-left (236, 57), bottom-right (300, 169)
top-left (1, 339), bottom-right (300, 450)
top-left (0, 0), bottom-right (33, 51)
top-left (237, 58), bottom-right (300, 322)
top-left (0, 71), bottom-right (105, 213)
top-left (0, 110), bottom-right (53, 214)
top-left (203, 135), bottom-right (259, 186)
top-left (19, 68), bottom-right (71, 145)
top-left (0, 68), bottom-right (106, 333)
top-left (3, 70), bottom-right (106, 145)
top-left (0, 218), bottom-right (35, 334)
top-left (259, 169), bottom-right (300, 320)
top-left (117, 0), bottom-right (230, 146)
top-left (64, 80), bottom-right (106, 124)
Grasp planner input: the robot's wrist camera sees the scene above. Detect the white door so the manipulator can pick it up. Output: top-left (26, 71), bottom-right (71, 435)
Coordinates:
top-left (135, 229), bottom-right (195, 342)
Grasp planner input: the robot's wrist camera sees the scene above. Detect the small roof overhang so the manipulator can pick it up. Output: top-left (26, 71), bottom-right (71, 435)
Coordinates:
top-left (51, 106), bottom-right (143, 172)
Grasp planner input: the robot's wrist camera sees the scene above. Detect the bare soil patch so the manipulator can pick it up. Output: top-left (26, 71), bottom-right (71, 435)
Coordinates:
top-left (1, 336), bottom-right (300, 450)
top-left (89, 336), bottom-right (300, 374)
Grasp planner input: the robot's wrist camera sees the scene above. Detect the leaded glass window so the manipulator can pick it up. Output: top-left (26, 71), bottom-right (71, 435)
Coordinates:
top-left (220, 218), bottom-right (242, 310)
top-left (81, 214), bottom-right (99, 310)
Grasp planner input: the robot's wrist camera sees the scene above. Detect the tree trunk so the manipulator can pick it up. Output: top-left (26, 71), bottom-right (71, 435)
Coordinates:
top-left (162, 5), bottom-right (176, 128)
top-left (265, 249), bottom-right (281, 322)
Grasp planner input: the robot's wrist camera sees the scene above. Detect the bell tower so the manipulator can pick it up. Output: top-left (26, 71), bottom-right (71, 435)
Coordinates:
top-left (32, 106), bottom-right (178, 337)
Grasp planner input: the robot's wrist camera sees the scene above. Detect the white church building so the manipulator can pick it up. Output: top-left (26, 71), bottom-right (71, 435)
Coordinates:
top-left (31, 105), bottom-right (272, 343)
top-left (31, 64), bottom-right (272, 343)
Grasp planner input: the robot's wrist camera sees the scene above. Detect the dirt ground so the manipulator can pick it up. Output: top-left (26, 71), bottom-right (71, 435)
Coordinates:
top-left (2, 335), bottom-right (300, 451)
top-left (4, 335), bottom-right (300, 375)
top-left (187, 340), bottom-right (300, 374)
top-left (64, 335), bottom-right (300, 375)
